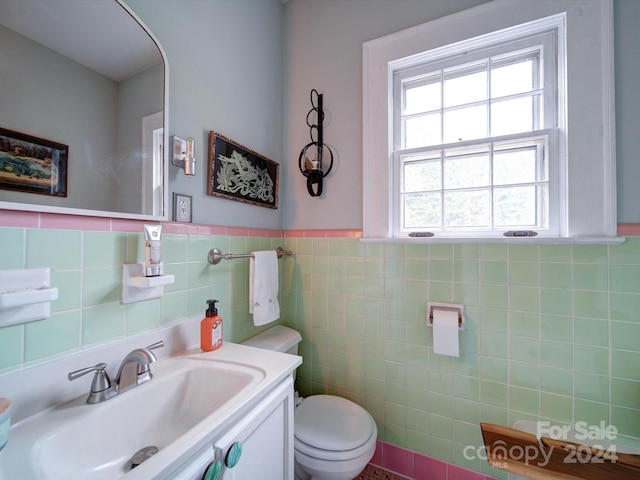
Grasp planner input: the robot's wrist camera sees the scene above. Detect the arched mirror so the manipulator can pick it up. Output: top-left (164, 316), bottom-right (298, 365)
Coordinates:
top-left (0, 0), bottom-right (167, 220)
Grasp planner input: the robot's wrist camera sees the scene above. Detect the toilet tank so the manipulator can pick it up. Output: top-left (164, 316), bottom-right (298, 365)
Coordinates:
top-left (241, 325), bottom-right (302, 355)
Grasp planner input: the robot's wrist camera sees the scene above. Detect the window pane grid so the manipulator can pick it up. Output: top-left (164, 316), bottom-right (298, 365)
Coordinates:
top-left (400, 49), bottom-right (543, 149)
top-left (402, 74), bottom-right (442, 115)
top-left (391, 26), bottom-right (560, 237)
top-left (490, 51), bottom-right (540, 98)
top-left (398, 135), bottom-right (548, 231)
top-left (443, 60), bottom-right (488, 108)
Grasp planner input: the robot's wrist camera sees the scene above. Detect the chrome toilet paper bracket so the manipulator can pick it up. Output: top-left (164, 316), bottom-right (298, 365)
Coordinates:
top-left (426, 301), bottom-right (465, 331)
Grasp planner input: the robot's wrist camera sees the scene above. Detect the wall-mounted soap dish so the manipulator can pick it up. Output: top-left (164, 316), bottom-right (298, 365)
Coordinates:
top-left (0, 268), bottom-right (59, 327)
top-left (121, 263), bottom-right (175, 304)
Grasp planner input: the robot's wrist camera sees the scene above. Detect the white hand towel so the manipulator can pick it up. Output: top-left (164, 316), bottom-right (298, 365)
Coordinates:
top-left (249, 250), bottom-right (280, 326)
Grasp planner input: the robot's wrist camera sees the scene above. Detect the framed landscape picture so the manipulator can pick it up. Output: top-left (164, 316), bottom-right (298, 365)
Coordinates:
top-left (0, 128), bottom-right (68, 197)
top-left (208, 131), bottom-right (278, 209)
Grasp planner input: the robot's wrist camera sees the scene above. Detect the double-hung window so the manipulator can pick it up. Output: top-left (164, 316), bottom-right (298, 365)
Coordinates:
top-left (394, 29), bottom-right (557, 237)
top-left (363, 0), bottom-right (617, 243)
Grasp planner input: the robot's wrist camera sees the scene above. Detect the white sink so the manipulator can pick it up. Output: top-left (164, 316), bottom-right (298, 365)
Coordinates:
top-left (1, 352), bottom-right (271, 480)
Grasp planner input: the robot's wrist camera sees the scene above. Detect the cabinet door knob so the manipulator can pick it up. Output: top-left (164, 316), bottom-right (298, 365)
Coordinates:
top-left (225, 442), bottom-right (243, 468)
top-left (202, 460), bottom-right (222, 480)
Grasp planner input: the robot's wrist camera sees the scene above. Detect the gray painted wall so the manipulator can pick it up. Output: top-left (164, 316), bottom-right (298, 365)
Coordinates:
top-left (283, 0), bottom-right (490, 230)
top-left (284, 0), bottom-right (640, 230)
top-left (128, 0), bottom-right (286, 229)
top-left (131, 0), bottom-right (639, 230)
top-left (614, 0), bottom-right (640, 224)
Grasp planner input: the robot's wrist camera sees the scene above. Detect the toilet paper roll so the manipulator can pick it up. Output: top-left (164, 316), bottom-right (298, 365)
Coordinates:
top-left (432, 308), bottom-right (459, 357)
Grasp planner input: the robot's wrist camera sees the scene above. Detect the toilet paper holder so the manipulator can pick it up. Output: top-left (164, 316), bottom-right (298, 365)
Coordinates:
top-left (426, 302), bottom-right (465, 331)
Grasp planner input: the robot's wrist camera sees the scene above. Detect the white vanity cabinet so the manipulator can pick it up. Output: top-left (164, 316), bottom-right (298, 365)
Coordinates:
top-left (171, 375), bottom-right (294, 480)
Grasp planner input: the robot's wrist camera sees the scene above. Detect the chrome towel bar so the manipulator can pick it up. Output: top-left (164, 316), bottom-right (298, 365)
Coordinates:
top-left (207, 247), bottom-right (293, 265)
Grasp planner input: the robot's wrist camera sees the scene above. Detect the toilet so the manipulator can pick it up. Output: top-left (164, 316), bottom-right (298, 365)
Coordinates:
top-left (242, 325), bottom-right (377, 480)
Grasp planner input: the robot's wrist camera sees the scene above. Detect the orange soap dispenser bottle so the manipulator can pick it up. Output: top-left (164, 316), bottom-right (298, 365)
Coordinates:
top-left (201, 299), bottom-right (223, 352)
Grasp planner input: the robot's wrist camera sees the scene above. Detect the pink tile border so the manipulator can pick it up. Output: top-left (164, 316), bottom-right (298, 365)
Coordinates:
top-left (112, 218), bottom-right (150, 232)
top-left (2, 209), bottom-right (638, 241)
top-left (371, 442), bottom-right (384, 466)
top-left (448, 464), bottom-right (485, 480)
top-left (0, 209), bottom-right (285, 237)
top-left (370, 441), bottom-right (497, 480)
top-left (0, 209), bottom-right (39, 228)
top-left (284, 229), bottom-right (362, 238)
top-left (40, 213), bottom-right (111, 231)
top-left (249, 228), bottom-right (283, 238)
top-left (414, 454), bottom-right (447, 480)
top-left (382, 443), bottom-right (413, 477)
top-left (618, 223), bottom-right (640, 236)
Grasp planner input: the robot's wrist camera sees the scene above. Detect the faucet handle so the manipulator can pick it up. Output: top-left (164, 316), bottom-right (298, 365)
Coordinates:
top-left (68, 362), bottom-right (108, 381)
top-left (144, 341), bottom-right (164, 363)
top-left (146, 340), bottom-right (164, 352)
top-left (68, 363), bottom-right (116, 404)
top-left (135, 341), bottom-right (165, 380)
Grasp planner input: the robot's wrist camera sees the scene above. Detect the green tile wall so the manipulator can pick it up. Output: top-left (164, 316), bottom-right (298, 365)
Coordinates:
top-left (3, 225), bottom-right (640, 478)
top-left (0, 227), bottom-right (284, 372)
top-left (279, 236), bottom-right (640, 479)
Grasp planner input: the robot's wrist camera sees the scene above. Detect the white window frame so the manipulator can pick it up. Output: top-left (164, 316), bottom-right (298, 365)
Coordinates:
top-left (392, 24), bottom-right (559, 238)
top-left (362, 0), bottom-right (619, 244)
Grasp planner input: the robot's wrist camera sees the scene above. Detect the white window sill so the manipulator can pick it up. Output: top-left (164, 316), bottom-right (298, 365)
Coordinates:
top-left (360, 236), bottom-right (626, 246)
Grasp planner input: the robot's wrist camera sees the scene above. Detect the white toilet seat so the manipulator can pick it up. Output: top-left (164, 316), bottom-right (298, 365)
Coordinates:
top-left (241, 328), bottom-right (378, 479)
top-left (294, 434), bottom-right (377, 462)
top-left (294, 395), bottom-right (377, 462)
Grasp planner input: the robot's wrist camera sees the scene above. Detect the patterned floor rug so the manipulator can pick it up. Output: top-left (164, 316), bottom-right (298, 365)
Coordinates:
top-left (353, 464), bottom-right (410, 480)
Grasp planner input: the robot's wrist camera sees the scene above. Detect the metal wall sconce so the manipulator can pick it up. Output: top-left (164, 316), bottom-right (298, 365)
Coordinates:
top-left (171, 136), bottom-right (196, 176)
top-left (298, 89), bottom-right (334, 197)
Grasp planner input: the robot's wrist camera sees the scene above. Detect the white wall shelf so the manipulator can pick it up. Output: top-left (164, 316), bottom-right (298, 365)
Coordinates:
top-left (122, 263), bottom-right (175, 304)
top-left (0, 268), bottom-right (58, 327)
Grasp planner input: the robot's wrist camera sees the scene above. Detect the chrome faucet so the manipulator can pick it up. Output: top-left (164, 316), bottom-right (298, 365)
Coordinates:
top-left (68, 362), bottom-right (117, 404)
top-left (115, 341), bottom-right (164, 393)
top-left (68, 340), bottom-right (164, 404)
